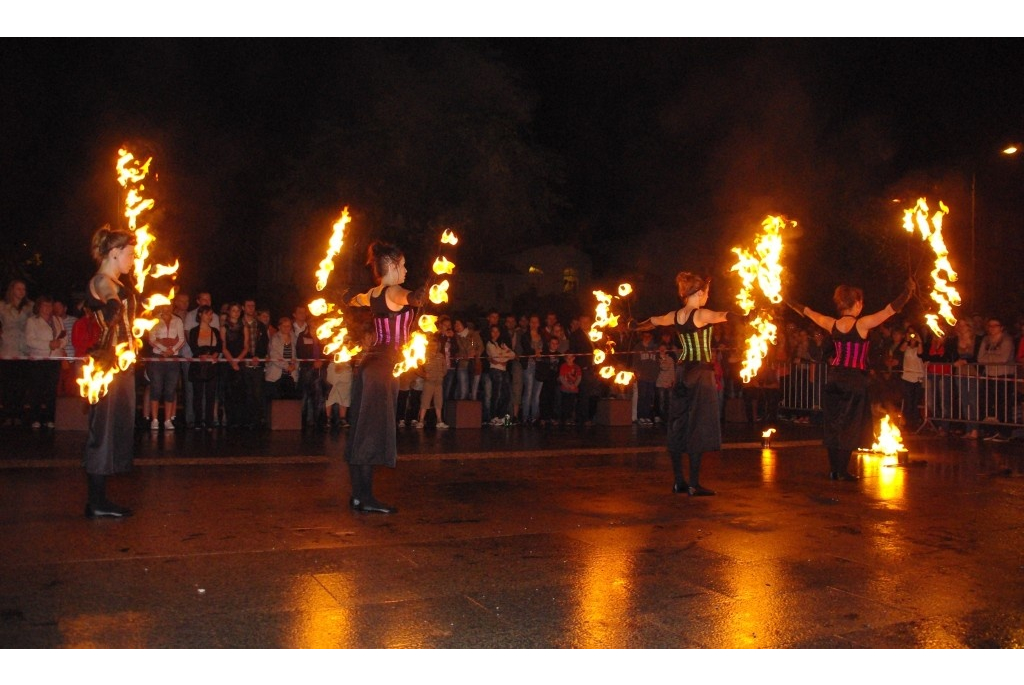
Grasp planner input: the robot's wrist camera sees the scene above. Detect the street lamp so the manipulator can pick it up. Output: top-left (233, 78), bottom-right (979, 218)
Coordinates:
top-left (970, 145), bottom-right (1019, 308)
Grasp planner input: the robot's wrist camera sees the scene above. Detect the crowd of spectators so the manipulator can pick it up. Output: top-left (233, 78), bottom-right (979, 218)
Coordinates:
top-left (3, 276), bottom-right (1024, 441)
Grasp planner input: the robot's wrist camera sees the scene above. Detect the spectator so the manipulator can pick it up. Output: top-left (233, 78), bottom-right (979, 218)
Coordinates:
top-left (977, 316), bottom-right (1014, 442)
top-left (187, 305), bottom-right (222, 431)
top-left (454, 318), bottom-right (483, 400)
top-left (952, 318), bottom-right (981, 439)
top-left (535, 335), bottom-right (561, 426)
top-left (243, 298), bottom-right (268, 430)
top-left (147, 305), bottom-right (185, 430)
top-left (324, 356), bottom-right (353, 430)
top-left (220, 302), bottom-right (250, 429)
top-left (655, 343), bottom-right (675, 424)
top-left (558, 352), bottom-right (582, 425)
top-left (520, 314), bottom-right (547, 425)
top-left (1, 279), bottom-right (32, 424)
top-left (484, 323), bottom-right (515, 425)
top-left (264, 316), bottom-right (300, 404)
top-left (414, 335), bottom-right (448, 429)
top-left (898, 324), bottom-right (926, 431)
top-left (24, 295), bottom-right (63, 428)
top-left (632, 329), bottom-right (659, 425)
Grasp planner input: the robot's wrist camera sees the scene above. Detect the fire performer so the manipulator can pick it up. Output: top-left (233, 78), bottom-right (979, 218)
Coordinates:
top-left (787, 278), bottom-right (915, 481)
top-left (630, 272), bottom-right (731, 496)
top-left (83, 226), bottom-right (138, 518)
top-left (341, 241), bottom-right (426, 514)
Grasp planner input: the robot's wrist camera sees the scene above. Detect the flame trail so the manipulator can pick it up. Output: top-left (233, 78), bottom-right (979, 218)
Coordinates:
top-left (80, 147), bottom-right (179, 403)
top-left (729, 215), bottom-right (794, 383)
top-left (393, 228), bottom-right (459, 376)
top-left (903, 198), bottom-right (960, 337)
top-left (589, 284), bottom-right (634, 386)
top-left (308, 208), bottom-right (362, 364)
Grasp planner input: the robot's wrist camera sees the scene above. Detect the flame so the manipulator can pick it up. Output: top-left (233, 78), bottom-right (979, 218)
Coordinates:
top-left (903, 198), bottom-right (959, 337)
top-left (761, 428), bottom-right (776, 439)
top-left (730, 215), bottom-right (793, 383)
top-left (589, 285), bottom-right (633, 387)
top-left (395, 228), bottom-right (458, 375)
top-left (429, 280), bottom-right (450, 304)
top-left (77, 356), bottom-right (116, 404)
top-left (432, 256), bottom-right (455, 275)
top-left (418, 314), bottom-right (438, 333)
top-left (869, 414), bottom-right (906, 456)
top-left (308, 298), bottom-right (333, 317)
top-left (315, 208), bottom-right (351, 291)
top-left (82, 147), bottom-right (179, 404)
top-left (393, 331), bottom-right (429, 377)
top-left (739, 313), bottom-right (779, 384)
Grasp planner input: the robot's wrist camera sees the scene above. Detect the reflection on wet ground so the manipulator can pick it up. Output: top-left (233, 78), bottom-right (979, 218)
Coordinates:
top-left (1, 423), bottom-right (1022, 648)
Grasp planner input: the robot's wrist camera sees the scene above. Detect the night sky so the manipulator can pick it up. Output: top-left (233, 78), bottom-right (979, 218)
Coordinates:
top-left (2, 37), bottom-right (1022, 316)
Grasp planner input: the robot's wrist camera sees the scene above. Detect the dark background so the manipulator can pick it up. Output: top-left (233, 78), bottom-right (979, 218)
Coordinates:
top-left (2, 38), bottom-right (1021, 318)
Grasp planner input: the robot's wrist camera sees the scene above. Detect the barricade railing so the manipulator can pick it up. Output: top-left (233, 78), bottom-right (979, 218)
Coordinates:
top-left (921, 362), bottom-right (1023, 433)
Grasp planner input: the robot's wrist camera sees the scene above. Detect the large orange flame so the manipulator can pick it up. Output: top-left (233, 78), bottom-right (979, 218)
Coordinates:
top-left (81, 147), bottom-right (178, 404)
top-left (903, 198), bottom-right (959, 337)
top-left (869, 414), bottom-right (906, 456)
top-left (308, 209), bottom-right (361, 364)
top-left (730, 215), bottom-right (793, 383)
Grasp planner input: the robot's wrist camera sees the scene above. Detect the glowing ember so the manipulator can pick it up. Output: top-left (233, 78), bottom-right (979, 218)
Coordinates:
top-left (869, 414), bottom-right (906, 456)
top-left (315, 208), bottom-right (351, 292)
top-left (432, 256), bottom-right (455, 275)
top-left (429, 280), bottom-right (450, 304)
top-left (730, 215), bottom-right (793, 383)
top-left (418, 314), bottom-right (438, 333)
top-left (903, 198), bottom-right (960, 337)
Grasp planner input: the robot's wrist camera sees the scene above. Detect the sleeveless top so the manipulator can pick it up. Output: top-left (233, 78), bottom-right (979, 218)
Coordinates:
top-left (674, 309), bottom-right (715, 364)
top-left (223, 320), bottom-right (246, 358)
top-left (370, 288), bottom-right (414, 350)
top-left (830, 316), bottom-right (869, 371)
top-left (86, 277), bottom-right (136, 356)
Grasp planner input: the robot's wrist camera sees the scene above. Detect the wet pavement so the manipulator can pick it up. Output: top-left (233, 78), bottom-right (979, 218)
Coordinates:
top-left (1, 418), bottom-right (1023, 648)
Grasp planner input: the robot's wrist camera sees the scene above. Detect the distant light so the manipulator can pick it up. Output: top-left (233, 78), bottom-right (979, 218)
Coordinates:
top-left (528, 266), bottom-right (543, 274)
top-left (1003, 146), bottom-right (1018, 155)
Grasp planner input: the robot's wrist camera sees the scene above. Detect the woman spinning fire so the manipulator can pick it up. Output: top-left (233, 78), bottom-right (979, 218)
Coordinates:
top-left (787, 279), bottom-right (915, 481)
top-left (83, 225), bottom-right (138, 518)
top-left (342, 241), bottom-right (426, 514)
top-left (631, 272), bottom-right (731, 496)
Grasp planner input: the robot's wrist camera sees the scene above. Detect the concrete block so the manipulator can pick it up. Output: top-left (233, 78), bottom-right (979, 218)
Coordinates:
top-left (270, 399), bottom-right (303, 430)
top-left (595, 398), bottom-right (632, 426)
top-left (55, 395), bottom-right (90, 431)
top-left (443, 400), bottom-right (482, 428)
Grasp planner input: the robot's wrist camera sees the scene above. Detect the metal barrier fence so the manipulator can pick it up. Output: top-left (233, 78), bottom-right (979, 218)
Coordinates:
top-left (771, 359), bottom-right (1024, 434)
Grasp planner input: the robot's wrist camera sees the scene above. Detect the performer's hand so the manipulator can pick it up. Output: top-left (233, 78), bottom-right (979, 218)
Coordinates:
top-left (407, 286), bottom-right (427, 308)
top-left (905, 277), bottom-right (917, 294)
top-left (626, 318), bottom-right (639, 331)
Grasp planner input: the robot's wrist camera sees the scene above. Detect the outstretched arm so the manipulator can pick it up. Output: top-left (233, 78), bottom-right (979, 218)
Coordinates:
top-left (629, 310), bottom-right (677, 331)
top-left (857, 279), bottom-right (916, 332)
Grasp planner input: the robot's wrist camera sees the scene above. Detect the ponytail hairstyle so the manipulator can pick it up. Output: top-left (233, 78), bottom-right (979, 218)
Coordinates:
top-left (832, 285), bottom-right (864, 313)
top-left (675, 272), bottom-right (711, 300)
top-left (366, 240), bottom-right (404, 282)
top-left (90, 224), bottom-right (136, 264)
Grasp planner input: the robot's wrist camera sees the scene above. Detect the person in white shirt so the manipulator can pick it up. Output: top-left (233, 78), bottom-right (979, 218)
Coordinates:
top-left (147, 306), bottom-right (186, 430)
top-left (24, 295), bottom-right (64, 428)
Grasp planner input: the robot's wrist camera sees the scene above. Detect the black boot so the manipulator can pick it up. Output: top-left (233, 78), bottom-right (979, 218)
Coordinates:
top-left (349, 464), bottom-right (397, 514)
top-left (84, 473), bottom-right (132, 518)
top-left (687, 453), bottom-right (716, 496)
top-left (670, 453), bottom-right (688, 493)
